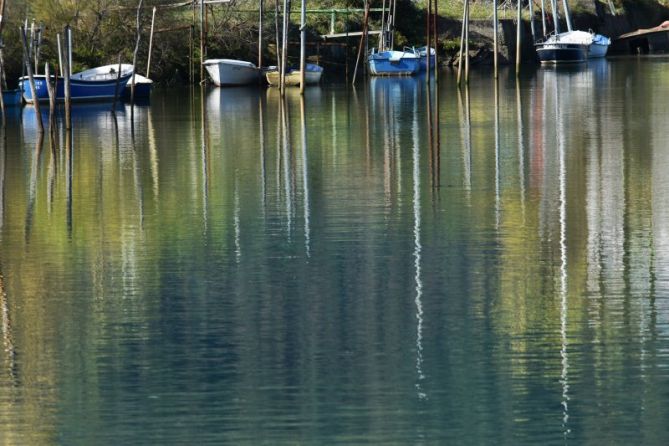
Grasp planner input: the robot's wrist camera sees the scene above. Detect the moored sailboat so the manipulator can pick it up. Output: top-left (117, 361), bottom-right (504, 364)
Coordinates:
top-left (535, 0), bottom-right (610, 63)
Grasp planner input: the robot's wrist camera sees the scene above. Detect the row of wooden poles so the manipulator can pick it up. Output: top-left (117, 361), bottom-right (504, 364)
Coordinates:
top-left (456, 0), bottom-right (573, 85)
top-left (18, 25), bottom-right (74, 133)
top-left (201, 0), bottom-right (310, 95)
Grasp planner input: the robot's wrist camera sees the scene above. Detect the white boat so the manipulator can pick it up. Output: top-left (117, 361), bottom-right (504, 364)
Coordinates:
top-left (203, 59), bottom-right (259, 86)
top-left (537, 30), bottom-right (611, 63)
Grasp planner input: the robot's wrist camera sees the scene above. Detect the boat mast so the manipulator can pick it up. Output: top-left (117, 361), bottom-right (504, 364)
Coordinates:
top-left (550, 0), bottom-right (560, 34)
top-left (561, 0), bottom-right (573, 32)
top-left (390, 0), bottom-right (397, 49)
top-left (379, 0), bottom-right (387, 50)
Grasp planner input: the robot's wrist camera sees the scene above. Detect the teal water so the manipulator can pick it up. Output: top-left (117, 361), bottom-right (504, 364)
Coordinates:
top-left (1, 58), bottom-right (669, 444)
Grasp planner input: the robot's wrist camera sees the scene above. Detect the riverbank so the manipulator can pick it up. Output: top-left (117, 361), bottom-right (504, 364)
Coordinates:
top-left (1, 0), bottom-right (669, 84)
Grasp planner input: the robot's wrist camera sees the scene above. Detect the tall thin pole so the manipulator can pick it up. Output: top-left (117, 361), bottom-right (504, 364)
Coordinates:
top-left (45, 62), bottom-right (55, 119)
top-left (200, 0), bottom-right (205, 83)
top-left (388, 0), bottom-right (394, 49)
top-left (541, 0), bottom-right (547, 36)
top-left (493, 0), bottom-right (498, 78)
top-left (67, 26), bottom-right (72, 76)
top-left (456, 1), bottom-right (466, 85)
top-left (299, 0), bottom-right (306, 93)
top-left (529, 0), bottom-right (536, 42)
top-left (280, 0), bottom-right (290, 95)
top-left (516, 0), bottom-right (522, 76)
top-left (57, 33), bottom-right (63, 76)
top-left (561, 0), bottom-right (572, 32)
top-left (426, 0), bottom-right (431, 82)
top-left (551, 0), bottom-right (560, 34)
top-left (147, 6), bottom-right (156, 78)
top-left (379, 0), bottom-right (386, 50)
top-left (0, 0), bottom-right (7, 121)
top-left (352, 0), bottom-right (369, 85)
top-left (20, 26), bottom-right (43, 132)
top-left (433, 0), bottom-right (438, 83)
top-left (131, 0), bottom-right (144, 106)
top-left (464, 0), bottom-right (470, 84)
top-left (258, 0), bottom-right (264, 69)
top-left (111, 54), bottom-right (123, 113)
top-left (63, 26), bottom-right (72, 130)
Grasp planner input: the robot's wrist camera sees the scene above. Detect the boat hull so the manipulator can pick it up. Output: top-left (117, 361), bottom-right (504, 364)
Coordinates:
top-left (265, 64), bottom-right (323, 87)
top-left (537, 43), bottom-right (588, 63)
top-left (204, 60), bottom-right (259, 86)
top-left (2, 89), bottom-right (22, 106)
top-left (417, 47), bottom-right (437, 72)
top-left (587, 42), bottom-right (609, 58)
top-left (19, 74), bottom-right (133, 103)
top-left (368, 51), bottom-right (420, 76)
top-left (122, 82), bottom-right (152, 100)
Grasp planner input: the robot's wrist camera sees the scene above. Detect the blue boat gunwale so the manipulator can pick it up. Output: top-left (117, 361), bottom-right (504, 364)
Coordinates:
top-left (19, 72), bottom-right (134, 103)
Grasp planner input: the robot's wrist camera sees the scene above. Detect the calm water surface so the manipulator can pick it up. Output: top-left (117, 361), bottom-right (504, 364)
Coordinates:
top-left (2, 57), bottom-right (669, 444)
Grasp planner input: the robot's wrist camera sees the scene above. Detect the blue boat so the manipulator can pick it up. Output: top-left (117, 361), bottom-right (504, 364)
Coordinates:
top-left (1, 89), bottom-right (22, 106)
top-left (122, 73), bottom-right (153, 100)
top-left (417, 46), bottom-right (436, 72)
top-left (368, 49), bottom-right (420, 76)
top-left (19, 64), bottom-right (134, 103)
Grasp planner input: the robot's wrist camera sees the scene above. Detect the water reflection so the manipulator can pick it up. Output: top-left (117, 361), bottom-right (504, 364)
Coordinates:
top-left (1, 60), bottom-right (669, 443)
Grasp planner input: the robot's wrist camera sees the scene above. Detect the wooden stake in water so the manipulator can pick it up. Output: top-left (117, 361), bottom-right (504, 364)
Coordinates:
top-left (464, 0), bottom-right (470, 84)
top-left (111, 55), bottom-right (123, 113)
top-left (433, 0), bottom-right (438, 83)
top-left (493, 0), bottom-right (498, 78)
top-left (63, 25), bottom-right (72, 130)
top-left (57, 33), bottom-right (63, 76)
top-left (131, 0), bottom-right (144, 106)
top-left (280, 0), bottom-right (290, 95)
top-left (516, 0), bottom-right (522, 76)
top-left (147, 6), bottom-right (156, 78)
top-left (200, 0), bottom-right (205, 83)
top-left (0, 0), bottom-right (7, 122)
top-left (426, 0), bottom-right (431, 82)
top-left (456, 2), bottom-right (466, 85)
top-left (258, 0), bottom-right (264, 71)
top-left (20, 25), bottom-right (43, 132)
top-left (352, 0), bottom-right (369, 85)
top-left (299, 0), bottom-right (306, 94)
top-left (45, 62), bottom-right (55, 119)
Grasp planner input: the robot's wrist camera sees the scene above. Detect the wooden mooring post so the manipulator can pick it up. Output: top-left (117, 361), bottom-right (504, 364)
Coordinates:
top-left (426, 0), bottom-right (431, 83)
top-left (63, 26), bottom-right (72, 130)
top-left (0, 0), bottom-right (7, 123)
top-left (493, 0), bottom-right (498, 78)
top-left (299, 0), bottom-right (306, 94)
top-left (147, 6), bottom-right (156, 78)
top-left (516, 0), bottom-right (522, 76)
top-left (20, 25), bottom-right (43, 132)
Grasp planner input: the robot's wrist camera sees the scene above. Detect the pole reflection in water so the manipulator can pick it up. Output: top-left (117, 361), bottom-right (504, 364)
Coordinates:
top-left (300, 96), bottom-right (310, 257)
top-left (516, 80), bottom-right (526, 221)
top-left (25, 132), bottom-right (44, 243)
top-left (280, 95), bottom-right (293, 235)
top-left (259, 95), bottom-right (267, 218)
top-left (147, 107), bottom-right (159, 202)
top-left (457, 85), bottom-right (472, 199)
top-left (234, 176), bottom-right (241, 263)
top-left (66, 126), bottom-right (73, 238)
top-left (201, 85), bottom-right (209, 234)
top-left (0, 127), bottom-right (4, 233)
top-left (494, 78), bottom-right (501, 230)
top-left (412, 81), bottom-right (426, 401)
top-left (554, 70), bottom-right (570, 440)
top-left (47, 123), bottom-right (58, 215)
